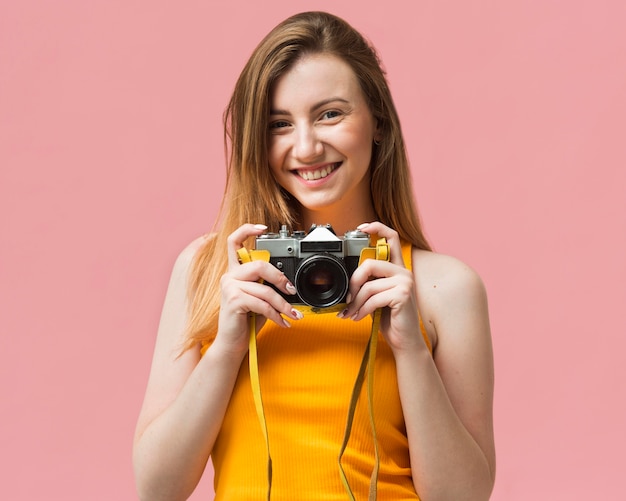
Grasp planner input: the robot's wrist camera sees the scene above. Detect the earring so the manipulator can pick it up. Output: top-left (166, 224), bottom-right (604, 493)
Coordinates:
top-left (374, 138), bottom-right (381, 146)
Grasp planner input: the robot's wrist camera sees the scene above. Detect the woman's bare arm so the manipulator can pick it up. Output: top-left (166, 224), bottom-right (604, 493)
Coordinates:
top-left (133, 237), bottom-right (248, 501)
top-left (396, 250), bottom-right (495, 500)
top-left (133, 226), bottom-right (300, 501)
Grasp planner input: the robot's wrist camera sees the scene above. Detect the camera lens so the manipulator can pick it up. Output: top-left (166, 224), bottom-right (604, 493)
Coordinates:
top-left (307, 268), bottom-right (334, 294)
top-left (295, 254), bottom-right (349, 308)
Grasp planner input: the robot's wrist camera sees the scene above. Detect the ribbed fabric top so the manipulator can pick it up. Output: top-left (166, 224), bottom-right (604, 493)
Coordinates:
top-left (204, 242), bottom-right (428, 500)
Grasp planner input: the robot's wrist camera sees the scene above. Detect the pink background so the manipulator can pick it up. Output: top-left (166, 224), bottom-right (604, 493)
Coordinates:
top-left (2, 1), bottom-right (625, 499)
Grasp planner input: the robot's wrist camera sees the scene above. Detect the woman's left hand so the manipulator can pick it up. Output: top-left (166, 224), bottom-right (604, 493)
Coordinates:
top-left (338, 221), bottom-right (427, 354)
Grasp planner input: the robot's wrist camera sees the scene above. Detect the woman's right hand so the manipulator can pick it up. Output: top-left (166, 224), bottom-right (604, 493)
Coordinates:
top-left (214, 223), bottom-right (301, 355)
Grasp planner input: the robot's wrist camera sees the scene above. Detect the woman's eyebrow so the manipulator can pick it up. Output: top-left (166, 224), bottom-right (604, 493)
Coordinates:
top-left (310, 97), bottom-right (350, 112)
top-left (269, 97), bottom-right (350, 116)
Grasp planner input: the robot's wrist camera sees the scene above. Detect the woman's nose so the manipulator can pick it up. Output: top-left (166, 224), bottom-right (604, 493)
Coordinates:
top-left (292, 125), bottom-right (323, 162)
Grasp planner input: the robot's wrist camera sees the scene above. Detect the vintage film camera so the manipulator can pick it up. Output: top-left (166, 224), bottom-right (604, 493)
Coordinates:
top-left (254, 224), bottom-right (376, 309)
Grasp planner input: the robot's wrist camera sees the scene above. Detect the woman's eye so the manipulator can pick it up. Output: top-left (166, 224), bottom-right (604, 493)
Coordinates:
top-left (269, 120), bottom-right (290, 129)
top-left (321, 110), bottom-right (341, 120)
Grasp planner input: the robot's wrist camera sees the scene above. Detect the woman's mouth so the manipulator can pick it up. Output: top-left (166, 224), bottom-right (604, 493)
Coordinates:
top-left (296, 162), bottom-right (340, 181)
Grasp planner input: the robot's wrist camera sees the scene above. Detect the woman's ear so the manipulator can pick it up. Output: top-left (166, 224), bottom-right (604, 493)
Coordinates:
top-left (373, 119), bottom-right (383, 145)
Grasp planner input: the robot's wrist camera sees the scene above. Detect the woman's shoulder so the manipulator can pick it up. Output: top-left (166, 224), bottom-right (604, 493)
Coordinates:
top-left (411, 248), bottom-right (486, 293)
top-left (172, 234), bottom-right (215, 273)
top-left (411, 248), bottom-right (489, 347)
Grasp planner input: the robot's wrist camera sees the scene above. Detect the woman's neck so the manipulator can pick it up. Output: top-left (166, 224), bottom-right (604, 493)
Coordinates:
top-left (300, 200), bottom-right (377, 236)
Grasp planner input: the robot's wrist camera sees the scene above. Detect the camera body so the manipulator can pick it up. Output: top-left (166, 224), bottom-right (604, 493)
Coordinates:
top-left (255, 224), bottom-right (371, 309)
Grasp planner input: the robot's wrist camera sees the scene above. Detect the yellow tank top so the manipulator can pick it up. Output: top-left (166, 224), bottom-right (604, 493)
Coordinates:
top-left (205, 242), bottom-right (429, 500)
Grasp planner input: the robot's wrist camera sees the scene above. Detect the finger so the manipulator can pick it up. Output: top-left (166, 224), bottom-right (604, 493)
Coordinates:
top-left (221, 272), bottom-right (301, 321)
top-left (234, 280), bottom-right (303, 321)
top-left (236, 291), bottom-right (294, 328)
top-left (350, 258), bottom-right (400, 282)
top-left (227, 224), bottom-right (268, 269)
top-left (346, 259), bottom-right (404, 305)
top-left (356, 221), bottom-right (405, 267)
top-left (348, 280), bottom-right (414, 321)
top-left (229, 260), bottom-right (297, 296)
top-left (341, 265), bottom-right (414, 319)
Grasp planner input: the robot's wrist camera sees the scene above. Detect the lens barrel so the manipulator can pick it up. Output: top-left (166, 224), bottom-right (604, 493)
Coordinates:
top-left (294, 254), bottom-right (349, 308)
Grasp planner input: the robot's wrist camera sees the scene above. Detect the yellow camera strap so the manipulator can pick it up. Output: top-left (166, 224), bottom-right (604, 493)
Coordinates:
top-left (338, 307), bottom-right (382, 500)
top-left (338, 237), bottom-right (388, 501)
top-left (249, 313), bottom-right (273, 501)
top-left (237, 247), bottom-right (273, 500)
top-left (238, 237), bottom-right (390, 500)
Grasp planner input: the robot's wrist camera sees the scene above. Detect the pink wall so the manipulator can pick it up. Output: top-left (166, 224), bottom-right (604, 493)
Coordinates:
top-left (1, 1), bottom-right (625, 499)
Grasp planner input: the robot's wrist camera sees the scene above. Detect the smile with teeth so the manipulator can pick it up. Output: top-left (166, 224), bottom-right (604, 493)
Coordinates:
top-left (296, 162), bottom-right (340, 181)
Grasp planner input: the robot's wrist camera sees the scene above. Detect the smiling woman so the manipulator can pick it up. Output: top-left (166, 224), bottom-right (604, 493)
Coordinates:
top-left (268, 54), bottom-right (379, 229)
top-left (133, 11), bottom-right (495, 501)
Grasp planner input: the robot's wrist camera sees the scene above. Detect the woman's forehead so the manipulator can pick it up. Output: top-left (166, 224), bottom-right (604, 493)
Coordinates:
top-left (270, 54), bottom-right (364, 110)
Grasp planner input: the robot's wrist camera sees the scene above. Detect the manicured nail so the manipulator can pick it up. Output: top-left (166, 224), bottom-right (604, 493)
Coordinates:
top-left (282, 317), bottom-right (292, 328)
top-left (357, 223), bottom-right (369, 230)
top-left (350, 311), bottom-right (359, 321)
top-left (336, 308), bottom-right (348, 319)
top-left (286, 282), bottom-right (297, 295)
top-left (291, 308), bottom-right (304, 320)
top-left (254, 224), bottom-right (268, 230)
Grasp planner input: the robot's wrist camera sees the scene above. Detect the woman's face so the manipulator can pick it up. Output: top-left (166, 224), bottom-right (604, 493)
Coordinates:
top-left (268, 53), bottom-right (379, 226)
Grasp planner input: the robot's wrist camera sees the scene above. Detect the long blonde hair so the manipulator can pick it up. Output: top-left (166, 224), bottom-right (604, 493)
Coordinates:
top-left (185, 11), bottom-right (431, 349)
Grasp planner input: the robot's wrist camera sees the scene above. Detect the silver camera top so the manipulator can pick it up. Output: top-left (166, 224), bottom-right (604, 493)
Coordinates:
top-left (255, 224), bottom-right (369, 258)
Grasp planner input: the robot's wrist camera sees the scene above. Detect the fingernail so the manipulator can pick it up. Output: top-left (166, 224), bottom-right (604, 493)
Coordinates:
top-left (254, 224), bottom-right (268, 230)
top-left (357, 223), bottom-right (369, 230)
top-left (346, 292), bottom-right (352, 303)
top-left (336, 308), bottom-right (348, 319)
top-left (350, 311), bottom-right (359, 321)
top-left (286, 282), bottom-right (297, 295)
top-left (282, 317), bottom-right (292, 328)
top-left (291, 308), bottom-right (304, 320)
